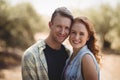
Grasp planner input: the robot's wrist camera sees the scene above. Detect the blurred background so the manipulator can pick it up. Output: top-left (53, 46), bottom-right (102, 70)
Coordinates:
top-left (0, 0), bottom-right (120, 80)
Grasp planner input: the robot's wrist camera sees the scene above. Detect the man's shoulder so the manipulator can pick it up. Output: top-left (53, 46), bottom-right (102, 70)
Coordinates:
top-left (23, 39), bottom-right (46, 56)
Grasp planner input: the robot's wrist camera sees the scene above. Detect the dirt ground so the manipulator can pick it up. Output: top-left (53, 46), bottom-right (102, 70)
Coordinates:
top-left (0, 54), bottom-right (120, 80)
top-left (100, 54), bottom-right (120, 80)
top-left (0, 66), bottom-right (21, 80)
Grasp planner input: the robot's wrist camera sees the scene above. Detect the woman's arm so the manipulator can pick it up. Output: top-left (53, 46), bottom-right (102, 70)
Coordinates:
top-left (82, 54), bottom-right (98, 80)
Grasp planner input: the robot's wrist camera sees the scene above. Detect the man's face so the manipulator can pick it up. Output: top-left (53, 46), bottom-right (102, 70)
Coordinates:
top-left (49, 14), bottom-right (71, 44)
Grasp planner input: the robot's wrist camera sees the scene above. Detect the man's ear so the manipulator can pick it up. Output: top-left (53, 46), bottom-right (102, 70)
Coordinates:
top-left (49, 21), bottom-right (52, 29)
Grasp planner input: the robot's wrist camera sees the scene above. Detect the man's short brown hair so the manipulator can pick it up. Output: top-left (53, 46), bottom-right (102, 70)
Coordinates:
top-left (51, 7), bottom-right (73, 23)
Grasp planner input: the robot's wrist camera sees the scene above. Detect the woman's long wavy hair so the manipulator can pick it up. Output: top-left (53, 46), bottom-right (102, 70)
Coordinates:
top-left (73, 16), bottom-right (101, 64)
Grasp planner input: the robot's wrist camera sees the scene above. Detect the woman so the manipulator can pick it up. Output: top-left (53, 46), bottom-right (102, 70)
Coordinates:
top-left (63, 16), bottom-right (100, 80)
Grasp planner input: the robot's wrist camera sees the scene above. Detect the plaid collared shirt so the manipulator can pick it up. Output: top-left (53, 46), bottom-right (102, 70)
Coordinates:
top-left (21, 39), bottom-right (70, 80)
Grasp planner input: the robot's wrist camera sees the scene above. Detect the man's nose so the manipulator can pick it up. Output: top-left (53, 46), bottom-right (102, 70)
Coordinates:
top-left (60, 28), bottom-right (65, 35)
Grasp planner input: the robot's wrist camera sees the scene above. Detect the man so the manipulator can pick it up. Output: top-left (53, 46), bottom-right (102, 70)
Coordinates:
top-left (22, 7), bottom-right (73, 80)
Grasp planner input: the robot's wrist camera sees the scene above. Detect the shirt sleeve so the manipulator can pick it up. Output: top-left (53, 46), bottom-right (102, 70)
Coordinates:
top-left (21, 51), bottom-right (38, 80)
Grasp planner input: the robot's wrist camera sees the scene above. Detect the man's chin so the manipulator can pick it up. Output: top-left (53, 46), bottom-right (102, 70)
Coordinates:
top-left (56, 37), bottom-right (66, 43)
top-left (57, 39), bottom-right (65, 43)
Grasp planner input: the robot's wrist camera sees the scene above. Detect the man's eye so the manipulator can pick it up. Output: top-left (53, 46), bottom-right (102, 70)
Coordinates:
top-left (66, 27), bottom-right (70, 30)
top-left (56, 25), bottom-right (61, 28)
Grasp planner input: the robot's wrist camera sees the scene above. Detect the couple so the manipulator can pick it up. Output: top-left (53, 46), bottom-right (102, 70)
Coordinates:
top-left (22, 7), bottom-right (100, 80)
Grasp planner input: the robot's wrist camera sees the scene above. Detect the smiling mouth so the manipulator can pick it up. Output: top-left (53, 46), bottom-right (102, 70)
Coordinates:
top-left (58, 35), bottom-right (66, 38)
top-left (59, 36), bottom-right (65, 40)
top-left (73, 41), bottom-right (80, 44)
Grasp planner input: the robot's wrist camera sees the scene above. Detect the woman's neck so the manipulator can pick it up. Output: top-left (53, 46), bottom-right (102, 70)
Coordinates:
top-left (73, 48), bottom-right (80, 55)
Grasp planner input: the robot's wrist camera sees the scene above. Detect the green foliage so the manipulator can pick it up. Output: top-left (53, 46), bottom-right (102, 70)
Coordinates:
top-left (96, 4), bottom-right (120, 50)
top-left (0, 1), bottom-right (47, 50)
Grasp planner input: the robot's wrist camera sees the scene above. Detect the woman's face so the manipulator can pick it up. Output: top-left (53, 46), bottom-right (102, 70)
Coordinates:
top-left (69, 22), bottom-right (89, 50)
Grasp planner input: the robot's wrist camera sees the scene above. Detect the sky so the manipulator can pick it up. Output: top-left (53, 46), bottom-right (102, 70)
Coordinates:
top-left (9, 0), bottom-right (119, 16)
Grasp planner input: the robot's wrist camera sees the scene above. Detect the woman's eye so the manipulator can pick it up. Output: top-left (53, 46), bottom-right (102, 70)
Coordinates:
top-left (71, 31), bottom-right (76, 34)
top-left (71, 31), bottom-right (74, 33)
top-left (80, 33), bottom-right (84, 36)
